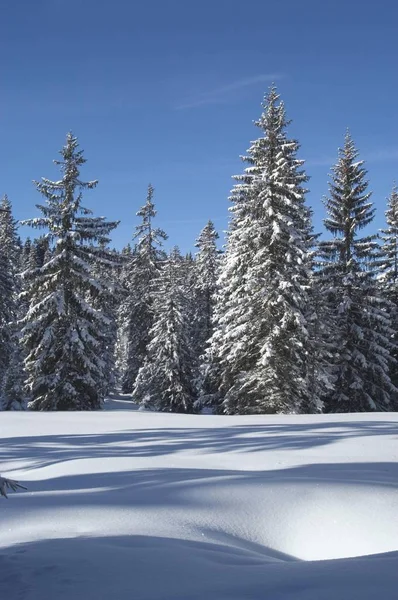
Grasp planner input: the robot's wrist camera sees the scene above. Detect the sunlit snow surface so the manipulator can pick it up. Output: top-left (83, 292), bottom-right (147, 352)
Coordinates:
top-left (1, 395), bottom-right (398, 599)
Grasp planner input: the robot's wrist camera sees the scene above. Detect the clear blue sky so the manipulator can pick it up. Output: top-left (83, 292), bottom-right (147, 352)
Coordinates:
top-left (1, 0), bottom-right (398, 251)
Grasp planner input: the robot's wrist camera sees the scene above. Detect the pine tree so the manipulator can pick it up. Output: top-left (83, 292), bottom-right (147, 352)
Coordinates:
top-left (193, 221), bottom-right (219, 360)
top-left (378, 185), bottom-right (398, 401)
top-left (1, 344), bottom-right (26, 410)
top-left (0, 196), bottom-right (25, 410)
top-left (0, 197), bottom-right (15, 390)
top-left (133, 247), bottom-right (197, 413)
top-left (319, 132), bottom-right (396, 412)
top-left (207, 87), bottom-right (312, 414)
top-left (120, 184), bottom-right (167, 393)
top-left (115, 245), bottom-right (133, 384)
top-left (90, 246), bottom-right (121, 397)
top-left (304, 255), bottom-right (336, 413)
top-left (21, 132), bottom-right (119, 411)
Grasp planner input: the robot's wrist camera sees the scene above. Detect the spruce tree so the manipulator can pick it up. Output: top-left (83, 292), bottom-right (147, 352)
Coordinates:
top-left (193, 221), bottom-right (219, 360)
top-left (1, 344), bottom-right (26, 411)
top-left (0, 196), bottom-right (25, 410)
top-left (0, 197), bottom-right (15, 389)
top-left (90, 246), bottom-right (121, 397)
top-left (120, 184), bottom-right (167, 393)
top-left (319, 132), bottom-right (396, 412)
top-left (378, 185), bottom-right (398, 401)
top-left (133, 247), bottom-right (197, 413)
top-left (21, 132), bottom-right (119, 411)
top-left (379, 186), bottom-right (398, 296)
top-left (304, 256), bottom-right (336, 413)
top-left (207, 87), bottom-right (312, 414)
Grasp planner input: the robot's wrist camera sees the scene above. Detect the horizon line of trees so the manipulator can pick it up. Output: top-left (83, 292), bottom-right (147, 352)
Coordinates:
top-left (1, 86), bottom-right (398, 414)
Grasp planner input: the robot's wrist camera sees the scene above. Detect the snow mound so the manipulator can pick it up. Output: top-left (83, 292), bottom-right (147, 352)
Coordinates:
top-left (1, 410), bottom-right (397, 599)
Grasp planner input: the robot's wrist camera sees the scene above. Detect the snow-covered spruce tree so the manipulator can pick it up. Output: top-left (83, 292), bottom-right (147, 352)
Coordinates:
top-left (133, 247), bottom-right (197, 413)
top-left (21, 132), bottom-right (119, 411)
top-left (378, 185), bottom-right (398, 401)
top-left (0, 197), bottom-right (15, 385)
top-left (0, 195), bottom-right (25, 410)
top-left (1, 344), bottom-right (26, 411)
top-left (119, 184), bottom-right (167, 393)
top-left (114, 244), bottom-right (133, 383)
top-left (193, 221), bottom-right (220, 361)
top-left (304, 238), bottom-right (336, 413)
top-left (207, 87), bottom-right (313, 414)
top-left (319, 133), bottom-right (396, 412)
top-left (90, 246), bottom-right (121, 397)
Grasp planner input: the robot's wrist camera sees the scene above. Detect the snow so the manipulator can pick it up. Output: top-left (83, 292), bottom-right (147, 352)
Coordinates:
top-left (1, 401), bottom-right (398, 599)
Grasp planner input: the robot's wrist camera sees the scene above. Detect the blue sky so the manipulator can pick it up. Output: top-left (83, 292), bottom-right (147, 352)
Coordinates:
top-left (1, 0), bottom-right (398, 251)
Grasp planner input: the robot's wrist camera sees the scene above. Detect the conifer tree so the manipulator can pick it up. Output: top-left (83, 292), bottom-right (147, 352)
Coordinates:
top-left (90, 246), bottom-right (121, 397)
top-left (120, 184), bottom-right (167, 393)
top-left (0, 197), bottom-right (15, 388)
top-left (193, 221), bottom-right (219, 360)
top-left (1, 343), bottom-right (26, 410)
top-left (115, 244), bottom-right (133, 383)
top-left (133, 247), bottom-right (197, 413)
top-left (207, 87), bottom-right (312, 414)
top-left (319, 133), bottom-right (396, 412)
top-left (304, 261), bottom-right (335, 413)
top-left (21, 132), bottom-right (119, 411)
top-left (378, 185), bottom-right (398, 401)
top-left (0, 196), bottom-right (25, 410)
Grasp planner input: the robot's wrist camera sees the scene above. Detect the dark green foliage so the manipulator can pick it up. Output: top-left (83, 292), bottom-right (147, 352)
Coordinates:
top-left (21, 133), bottom-right (119, 411)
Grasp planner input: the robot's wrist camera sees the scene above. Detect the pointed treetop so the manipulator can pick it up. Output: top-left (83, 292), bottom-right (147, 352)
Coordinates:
top-left (255, 84), bottom-right (290, 135)
top-left (133, 184), bottom-right (168, 253)
top-left (50, 132), bottom-right (98, 191)
top-left (383, 184), bottom-right (398, 228)
top-left (322, 132), bottom-right (375, 258)
top-left (195, 220), bottom-right (219, 250)
top-left (0, 194), bottom-right (11, 210)
top-left (137, 183), bottom-right (156, 221)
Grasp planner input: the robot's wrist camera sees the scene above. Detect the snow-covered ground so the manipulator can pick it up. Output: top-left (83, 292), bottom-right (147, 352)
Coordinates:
top-left (1, 397), bottom-right (398, 599)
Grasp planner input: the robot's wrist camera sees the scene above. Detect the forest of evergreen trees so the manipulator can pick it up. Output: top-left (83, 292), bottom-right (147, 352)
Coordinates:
top-left (1, 86), bottom-right (398, 414)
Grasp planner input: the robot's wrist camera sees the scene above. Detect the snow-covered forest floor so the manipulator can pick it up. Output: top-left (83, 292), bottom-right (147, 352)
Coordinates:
top-left (1, 398), bottom-right (398, 599)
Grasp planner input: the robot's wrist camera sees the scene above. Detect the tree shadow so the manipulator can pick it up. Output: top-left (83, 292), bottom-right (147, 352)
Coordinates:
top-left (9, 461), bottom-right (398, 499)
top-left (2, 462), bottom-right (398, 583)
top-left (2, 418), bottom-right (397, 470)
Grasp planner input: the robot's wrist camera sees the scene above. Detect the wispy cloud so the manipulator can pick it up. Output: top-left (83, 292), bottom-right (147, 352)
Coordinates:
top-left (175, 74), bottom-right (282, 110)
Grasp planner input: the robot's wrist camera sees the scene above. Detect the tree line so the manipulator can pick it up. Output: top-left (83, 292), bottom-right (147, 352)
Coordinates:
top-left (1, 86), bottom-right (398, 414)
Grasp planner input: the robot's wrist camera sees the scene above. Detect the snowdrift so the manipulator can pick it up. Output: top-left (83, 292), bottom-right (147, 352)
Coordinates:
top-left (1, 400), bottom-right (397, 599)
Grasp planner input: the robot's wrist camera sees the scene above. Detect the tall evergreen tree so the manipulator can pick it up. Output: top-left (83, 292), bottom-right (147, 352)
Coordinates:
top-left (0, 197), bottom-right (15, 388)
top-left (0, 195), bottom-right (25, 410)
top-left (21, 132), bottom-right (119, 411)
top-left (133, 247), bottom-right (197, 413)
top-left (193, 221), bottom-right (219, 360)
top-left (319, 133), bottom-right (396, 412)
top-left (120, 184), bottom-right (167, 393)
top-left (379, 185), bottom-right (398, 291)
top-left (304, 255), bottom-right (336, 413)
top-left (378, 185), bottom-right (398, 400)
top-left (90, 246), bottom-right (121, 397)
top-left (207, 87), bottom-right (312, 414)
